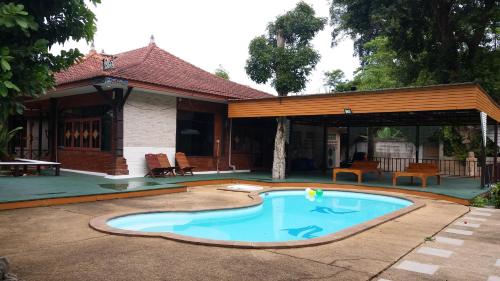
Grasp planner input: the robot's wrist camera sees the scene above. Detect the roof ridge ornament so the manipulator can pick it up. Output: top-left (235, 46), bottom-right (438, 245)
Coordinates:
top-left (150, 34), bottom-right (155, 45)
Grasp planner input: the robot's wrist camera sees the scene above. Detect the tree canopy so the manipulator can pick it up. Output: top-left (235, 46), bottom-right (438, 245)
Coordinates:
top-left (214, 65), bottom-right (230, 80)
top-left (0, 0), bottom-right (99, 121)
top-left (329, 0), bottom-right (499, 98)
top-left (323, 69), bottom-right (347, 91)
top-left (245, 1), bottom-right (326, 96)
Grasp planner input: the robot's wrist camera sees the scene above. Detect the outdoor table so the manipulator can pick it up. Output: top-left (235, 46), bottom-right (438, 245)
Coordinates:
top-left (0, 159), bottom-right (61, 176)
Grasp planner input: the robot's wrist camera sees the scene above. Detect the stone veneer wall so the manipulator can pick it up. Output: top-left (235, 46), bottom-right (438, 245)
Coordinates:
top-left (123, 91), bottom-right (176, 177)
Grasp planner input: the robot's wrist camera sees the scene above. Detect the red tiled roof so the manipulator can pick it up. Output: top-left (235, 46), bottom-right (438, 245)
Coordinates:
top-left (54, 43), bottom-right (272, 100)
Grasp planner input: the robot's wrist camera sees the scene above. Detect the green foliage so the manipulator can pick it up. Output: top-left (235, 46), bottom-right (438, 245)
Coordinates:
top-left (0, 0), bottom-right (99, 122)
top-left (491, 184), bottom-right (500, 208)
top-left (0, 123), bottom-right (21, 160)
top-left (351, 37), bottom-right (404, 90)
top-left (214, 65), bottom-right (230, 80)
top-left (245, 1), bottom-right (326, 96)
top-left (376, 127), bottom-right (404, 140)
top-left (329, 0), bottom-right (500, 99)
top-left (471, 195), bottom-right (488, 207)
top-left (439, 126), bottom-right (495, 160)
top-left (323, 69), bottom-right (347, 91)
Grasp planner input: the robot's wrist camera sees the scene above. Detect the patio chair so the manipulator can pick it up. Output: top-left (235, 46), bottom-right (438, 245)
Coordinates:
top-left (175, 152), bottom-right (195, 176)
top-left (156, 153), bottom-right (176, 176)
top-left (333, 160), bottom-right (382, 183)
top-left (392, 163), bottom-right (440, 188)
top-left (145, 154), bottom-right (173, 177)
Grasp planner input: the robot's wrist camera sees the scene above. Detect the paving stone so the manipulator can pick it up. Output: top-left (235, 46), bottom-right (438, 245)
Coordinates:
top-left (417, 247), bottom-right (453, 258)
top-left (444, 228), bottom-right (474, 236)
top-left (395, 260), bottom-right (439, 275)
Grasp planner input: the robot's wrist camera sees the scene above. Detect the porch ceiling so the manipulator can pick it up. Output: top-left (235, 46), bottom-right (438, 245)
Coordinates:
top-left (228, 83), bottom-right (500, 125)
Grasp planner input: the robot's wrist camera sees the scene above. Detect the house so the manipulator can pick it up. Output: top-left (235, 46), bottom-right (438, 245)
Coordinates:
top-left (15, 38), bottom-right (273, 177)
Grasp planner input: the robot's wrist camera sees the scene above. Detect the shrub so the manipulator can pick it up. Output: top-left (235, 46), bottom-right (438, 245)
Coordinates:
top-left (490, 184), bottom-right (500, 209)
top-left (471, 195), bottom-right (488, 207)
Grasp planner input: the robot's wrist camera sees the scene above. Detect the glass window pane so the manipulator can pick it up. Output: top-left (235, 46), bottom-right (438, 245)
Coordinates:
top-left (176, 111), bottom-right (214, 156)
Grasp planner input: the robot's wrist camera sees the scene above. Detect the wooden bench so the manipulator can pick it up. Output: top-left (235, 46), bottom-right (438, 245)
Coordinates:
top-left (333, 161), bottom-right (382, 183)
top-left (0, 158), bottom-right (61, 177)
top-left (392, 163), bottom-right (441, 188)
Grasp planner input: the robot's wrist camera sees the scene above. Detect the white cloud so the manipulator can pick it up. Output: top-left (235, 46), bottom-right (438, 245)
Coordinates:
top-left (51, 0), bottom-right (359, 95)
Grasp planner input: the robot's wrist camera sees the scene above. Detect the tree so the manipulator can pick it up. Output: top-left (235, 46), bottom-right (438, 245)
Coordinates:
top-left (350, 37), bottom-right (405, 90)
top-left (246, 2), bottom-right (326, 179)
top-left (329, 0), bottom-right (500, 99)
top-left (214, 65), bottom-right (230, 80)
top-left (323, 69), bottom-right (348, 92)
top-left (0, 1), bottom-right (99, 122)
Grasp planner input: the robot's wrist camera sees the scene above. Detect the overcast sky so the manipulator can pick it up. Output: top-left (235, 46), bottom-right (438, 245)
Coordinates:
top-left (51, 0), bottom-right (360, 95)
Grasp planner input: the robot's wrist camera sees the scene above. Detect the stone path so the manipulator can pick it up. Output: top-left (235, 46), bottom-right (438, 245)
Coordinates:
top-left (377, 207), bottom-right (500, 281)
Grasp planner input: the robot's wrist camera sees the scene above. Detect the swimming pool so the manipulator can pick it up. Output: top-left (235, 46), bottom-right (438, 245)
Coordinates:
top-left (103, 190), bottom-right (415, 247)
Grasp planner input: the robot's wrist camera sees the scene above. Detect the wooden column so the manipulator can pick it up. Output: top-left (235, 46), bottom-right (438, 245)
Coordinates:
top-left (38, 111), bottom-right (43, 159)
top-left (322, 121), bottom-right (327, 173)
top-left (481, 139), bottom-right (486, 187)
top-left (113, 88), bottom-right (124, 158)
top-left (19, 115), bottom-right (24, 158)
top-left (494, 123), bottom-right (498, 182)
top-left (48, 98), bottom-right (58, 162)
top-left (415, 126), bottom-right (420, 163)
top-left (345, 126), bottom-right (350, 164)
top-left (367, 127), bottom-right (374, 160)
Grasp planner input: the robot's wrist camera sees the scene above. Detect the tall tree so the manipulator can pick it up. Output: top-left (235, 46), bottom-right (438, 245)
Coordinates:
top-left (323, 69), bottom-right (347, 91)
top-left (329, 0), bottom-right (499, 98)
top-left (214, 64), bottom-right (230, 80)
top-left (246, 2), bottom-right (326, 179)
top-left (0, 1), bottom-right (99, 122)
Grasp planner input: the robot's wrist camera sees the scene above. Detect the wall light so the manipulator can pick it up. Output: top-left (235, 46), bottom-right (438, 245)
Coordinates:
top-left (344, 108), bottom-right (353, 115)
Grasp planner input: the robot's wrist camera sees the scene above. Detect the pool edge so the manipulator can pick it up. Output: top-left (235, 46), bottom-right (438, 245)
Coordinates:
top-left (89, 188), bottom-right (426, 249)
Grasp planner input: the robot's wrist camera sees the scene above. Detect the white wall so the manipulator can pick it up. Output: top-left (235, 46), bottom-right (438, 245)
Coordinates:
top-left (123, 91), bottom-right (177, 177)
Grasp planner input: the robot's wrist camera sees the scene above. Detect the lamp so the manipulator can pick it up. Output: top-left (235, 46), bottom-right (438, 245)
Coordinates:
top-left (344, 108), bottom-right (353, 115)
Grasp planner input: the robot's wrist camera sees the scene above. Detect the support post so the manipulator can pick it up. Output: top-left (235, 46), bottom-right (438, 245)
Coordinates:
top-left (494, 123), bottom-right (498, 182)
top-left (113, 88), bottom-right (124, 158)
top-left (415, 126), bottom-right (420, 163)
top-left (481, 139), bottom-right (486, 187)
top-left (367, 127), bottom-right (374, 160)
top-left (38, 111), bottom-right (43, 159)
top-left (322, 121), bottom-right (327, 173)
top-left (345, 126), bottom-right (350, 164)
top-left (19, 115), bottom-right (25, 158)
top-left (48, 98), bottom-right (58, 162)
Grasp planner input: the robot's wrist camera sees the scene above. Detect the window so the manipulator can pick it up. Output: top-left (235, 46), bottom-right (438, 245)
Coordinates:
top-left (63, 118), bottom-right (101, 150)
top-left (176, 111), bottom-right (214, 156)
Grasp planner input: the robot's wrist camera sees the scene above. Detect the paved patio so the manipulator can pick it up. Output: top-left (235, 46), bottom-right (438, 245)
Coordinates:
top-left (378, 207), bottom-right (500, 281)
top-left (0, 170), bottom-right (486, 205)
top-left (0, 185), bottom-right (477, 281)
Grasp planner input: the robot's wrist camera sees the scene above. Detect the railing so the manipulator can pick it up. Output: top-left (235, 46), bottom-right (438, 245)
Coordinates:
top-left (11, 148), bottom-right (50, 160)
top-left (369, 157), bottom-right (486, 178)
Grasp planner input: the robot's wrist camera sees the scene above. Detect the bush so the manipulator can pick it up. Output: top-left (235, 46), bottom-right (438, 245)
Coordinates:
top-left (490, 184), bottom-right (500, 209)
top-left (471, 195), bottom-right (488, 207)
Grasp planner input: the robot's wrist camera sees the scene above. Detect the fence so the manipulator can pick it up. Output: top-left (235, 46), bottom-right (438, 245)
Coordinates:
top-left (369, 157), bottom-right (489, 178)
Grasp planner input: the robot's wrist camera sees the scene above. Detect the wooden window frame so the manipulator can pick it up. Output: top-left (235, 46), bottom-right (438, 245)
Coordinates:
top-left (63, 118), bottom-right (101, 151)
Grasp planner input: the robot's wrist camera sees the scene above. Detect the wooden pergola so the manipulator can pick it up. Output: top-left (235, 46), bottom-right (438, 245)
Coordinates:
top-left (228, 83), bottom-right (500, 186)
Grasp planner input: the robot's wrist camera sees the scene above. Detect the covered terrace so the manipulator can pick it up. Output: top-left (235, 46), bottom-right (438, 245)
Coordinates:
top-left (228, 83), bottom-right (500, 188)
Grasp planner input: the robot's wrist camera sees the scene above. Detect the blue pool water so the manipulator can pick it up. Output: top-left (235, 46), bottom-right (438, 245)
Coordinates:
top-left (108, 190), bottom-right (412, 242)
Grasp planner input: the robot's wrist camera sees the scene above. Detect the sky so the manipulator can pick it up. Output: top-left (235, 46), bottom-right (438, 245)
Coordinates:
top-left (51, 0), bottom-right (360, 96)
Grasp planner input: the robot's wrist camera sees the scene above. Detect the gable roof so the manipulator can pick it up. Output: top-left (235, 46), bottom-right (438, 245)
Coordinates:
top-left (54, 43), bottom-right (272, 100)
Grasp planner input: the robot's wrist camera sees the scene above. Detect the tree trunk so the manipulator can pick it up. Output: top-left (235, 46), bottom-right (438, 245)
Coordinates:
top-left (272, 116), bottom-right (286, 179)
top-left (272, 31), bottom-right (287, 180)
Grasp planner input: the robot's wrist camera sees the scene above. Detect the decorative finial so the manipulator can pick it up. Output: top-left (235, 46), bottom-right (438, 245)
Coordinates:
top-left (101, 49), bottom-right (105, 54)
top-left (150, 34), bottom-right (155, 45)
